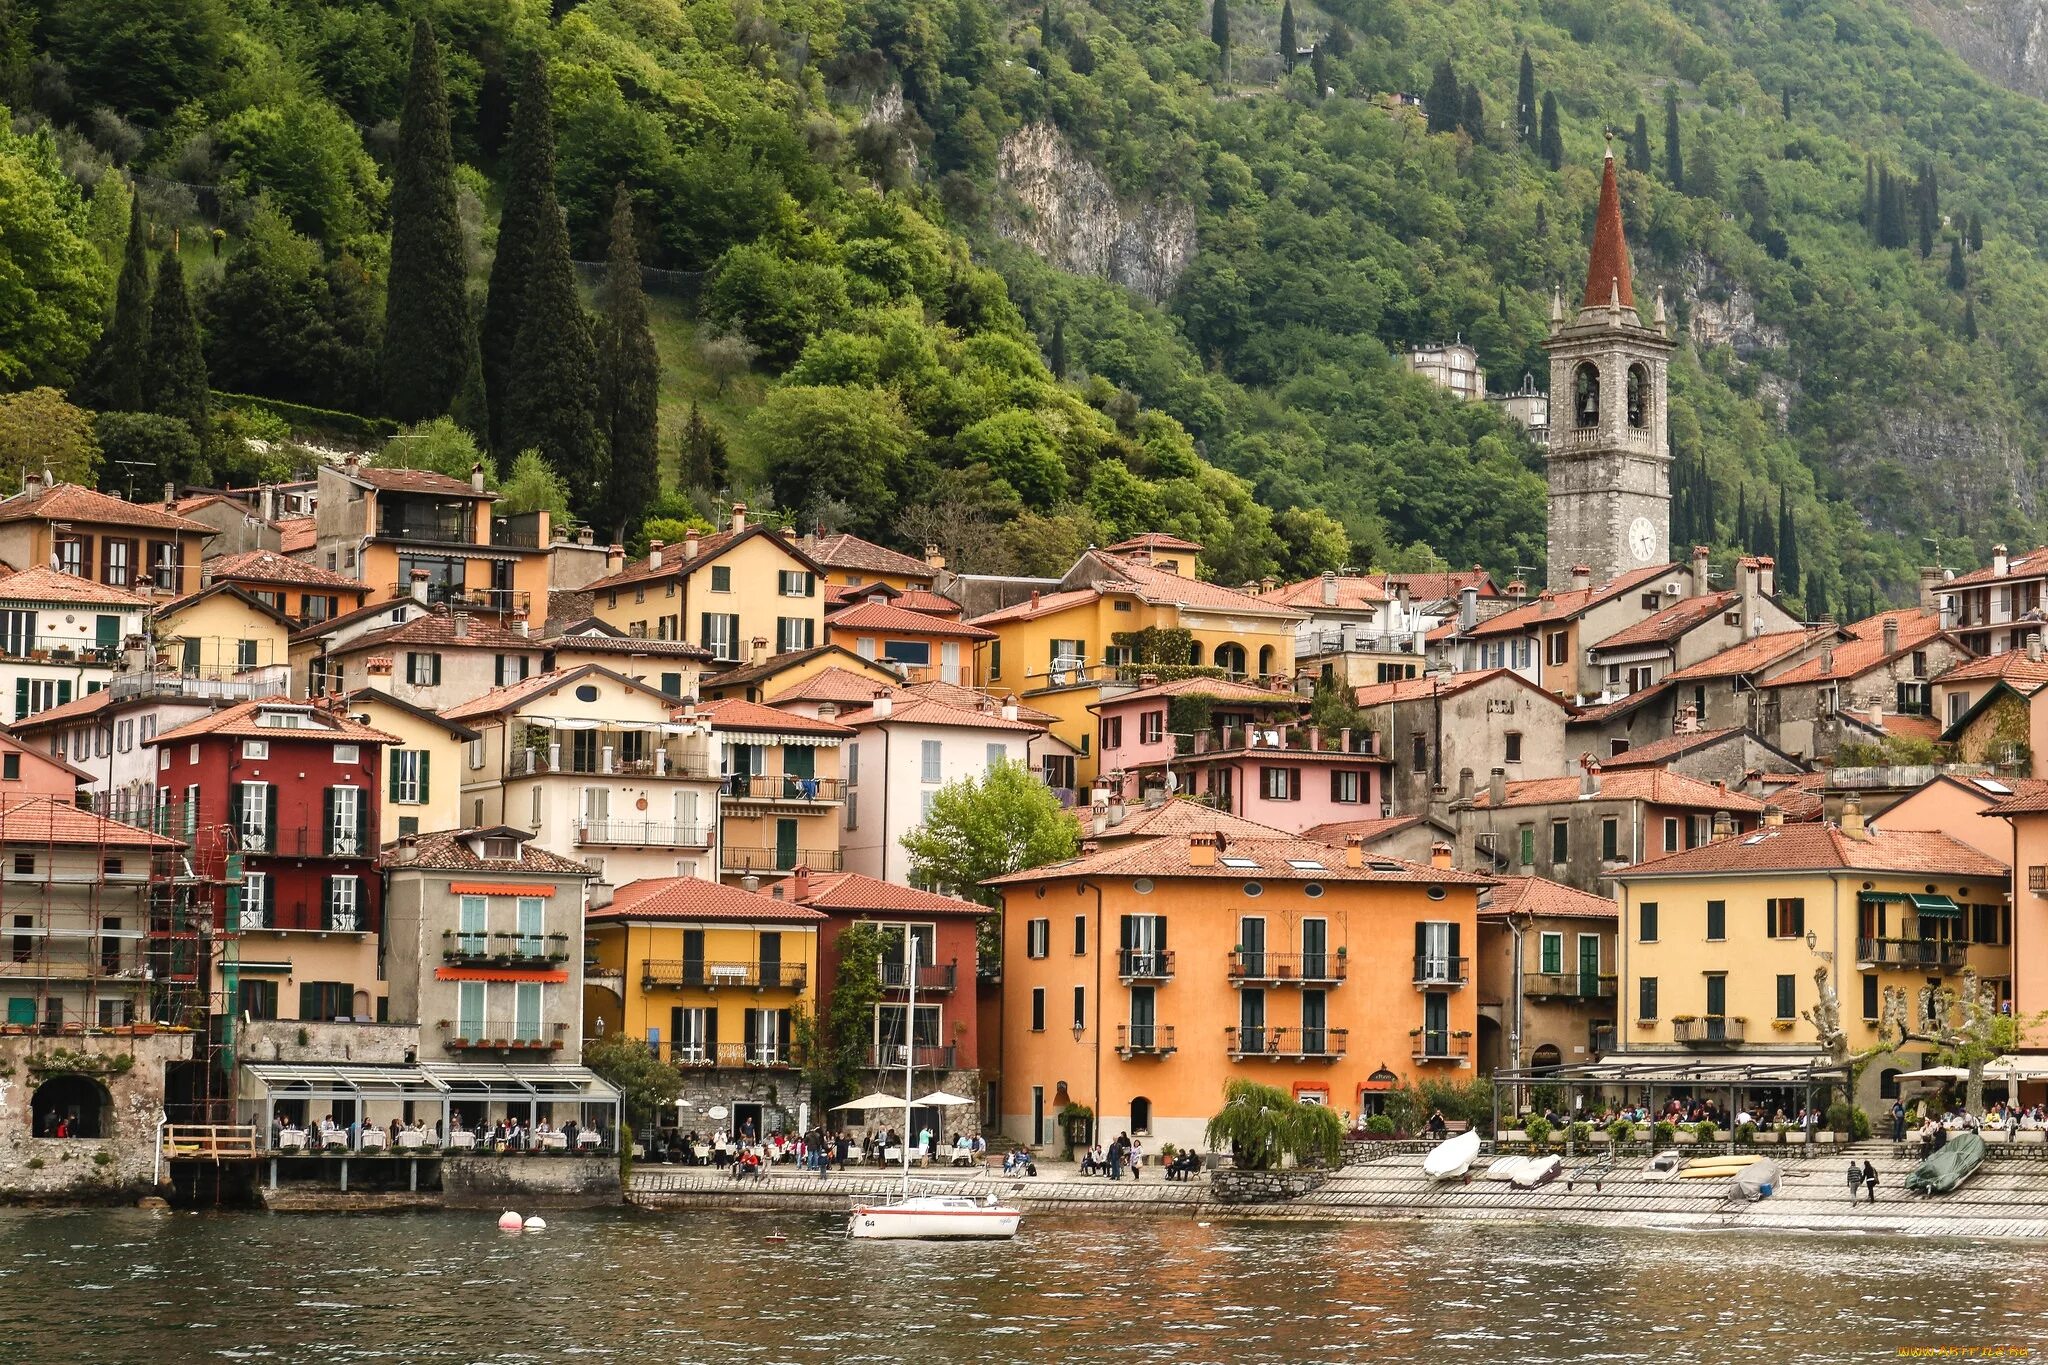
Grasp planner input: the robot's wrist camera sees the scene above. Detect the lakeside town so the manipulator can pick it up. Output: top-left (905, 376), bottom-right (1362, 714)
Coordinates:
top-left (4, 159), bottom-right (2048, 1226)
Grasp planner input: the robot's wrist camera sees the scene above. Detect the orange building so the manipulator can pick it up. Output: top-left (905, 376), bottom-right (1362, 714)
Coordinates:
top-left (988, 831), bottom-right (1491, 1154)
top-left (1980, 783), bottom-right (2048, 1094)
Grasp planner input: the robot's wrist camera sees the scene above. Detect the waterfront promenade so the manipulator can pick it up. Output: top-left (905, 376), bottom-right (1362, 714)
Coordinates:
top-left (628, 1142), bottom-right (2048, 1240)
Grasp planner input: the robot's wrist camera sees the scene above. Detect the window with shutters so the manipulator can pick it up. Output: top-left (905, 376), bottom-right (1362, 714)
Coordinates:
top-left (1640, 902), bottom-right (1658, 942)
top-left (1546, 631), bottom-right (1569, 666)
top-left (1139, 711), bottom-right (1165, 745)
top-left (702, 613), bottom-right (740, 661)
top-left (150, 540), bottom-right (179, 589)
top-left (1026, 919), bottom-right (1049, 959)
top-left (54, 537), bottom-right (83, 577)
top-left (1776, 973), bottom-right (1797, 1020)
top-left (775, 616), bottom-right (815, 652)
top-left (390, 750), bottom-right (427, 804)
top-left (515, 897), bottom-right (544, 956)
top-left (777, 570), bottom-right (816, 597)
top-left (1100, 716), bottom-right (1122, 750)
top-left (1260, 766), bottom-right (1301, 801)
top-left (327, 876), bottom-right (360, 931)
top-left (330, 786), bottom-right (362, 855)
top-left (240, 872), bottom-right (269, 930)
top-left (238, 979), bottom-right (279, 1020)
top-left (1551, 819), bottom-right (1568, 863)
top-left (920, 740), bottom-right (942, 783)
top-left (103, 537), bottom-right (132, 586)
top-left (1519, 825), bottom-right (1535, 866)
top-left (1030, 988), bottom-right (1045, 1031)
top-left (1706, 899), bottom-right (1726, 941)
top-left (1766, 897), bottom-right (1806, 939)
top-left (1639, 976), bottom-right (1658, 1020)
top-left (19, 678), bottom-right (69, 718)
top-left (406, 652), bottom-right (441, 685)
top-left (1330, 770), bottom-right (1362, 803)
top-left (457, 895), bottom-right (488, 955)
top-left (1416, 920), bottom-right (1459, 984)
top-left (456, 981), bottom-right (486, 1040)
top-left (1539, 932), bottom-right (1562, 974)
top-left (0, 610), bottom-right (32, 657)
top-left (237, 782), bottom-right (270, 848)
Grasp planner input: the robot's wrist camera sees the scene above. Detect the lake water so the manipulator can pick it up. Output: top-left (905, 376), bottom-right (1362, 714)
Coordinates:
top-left (1, 1206), bottom-right (2042, 1363)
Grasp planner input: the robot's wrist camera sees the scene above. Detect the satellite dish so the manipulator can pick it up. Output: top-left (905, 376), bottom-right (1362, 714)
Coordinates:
top-left (1161, 771), bottom-right (1179, 794)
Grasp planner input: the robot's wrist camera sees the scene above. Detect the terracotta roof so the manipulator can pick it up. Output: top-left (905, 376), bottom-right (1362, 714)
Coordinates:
top-left (345, 688), bottom-right (482, 741)
top-left (548, 620), bottom-right (712, 661)
top-left (387, 828), bottom-right (593, 875)
top-left (987, 834), bottom-right (1495, 886)
top-left (1260, 576), bottom-right (1389, 611)
top-left (1665, 628), bottom-right (1830, 682)
top-left (889, 588), bottom-right (963, 616)
top-left (695, 697), bottom-right (852, 737)
top-left (792, 871), bottom-right (986, 916)
top-left (832, 695), bottom-right (1043, 732)
top-left (1587, 592), bottom-right (1737, 654)
top-left (825, 599), bottom-right (995, 640)
top-left (1352, 668), bottom-right (1560, 708)
top-left (1104, 533), bottom-right (1204, 554)
top-left (1618, 822), bottom-right (2006, 879)
top-left (1383, 569), bottom-right (1498, 603)
top-left (439, 665), bottom-right (677, 722)
top-left (1466, 564), bottom-right (1676, 638)
top-left (148, 698), bottom-right (399, 746)
top-left (968, 586), bottom-right (1107, 626)
top-left (0, 565), bottom-right (151, 607)
top-left (591, 875), bottom-right (825, 924)
top-left (798, 532), bottom-right (933, 578)
top-left (1100, 675), bottom-right (1304, 708)
top-left (700, 644), bottom-right (890, 693)
top-left (1089, 801), bottom-right (1292, 842)
top-left (0, 795), bottom-right (181, 847)
top-left (1939, 547), bottom-right (2048, 590)
top-left (4, 686), bottom-right (115, 730)
top-left (346, 465), bottom-right (493, 499)
top-left (1583, 149), bottom-right (1634, 308)
top-left (828, 583), bottom-right (963, 616)
top-left (1082, 554), bottom-right (1304, 619)
top-left (1978, 779), bottom-right (2048, 815)
top-left (1864, 712), bottom-right (1943, 743)
top-left (0, 483), bottom-right (212, 534)
top-left (1933, 651), bottom-right (2048, 687)
top-left (1759, 612), bottom-right (1945, 688)
top-left (1567, 682), bottom-right (1669, 727)
top-left (1480, 876), bottom-right (1619, 921)
top-left (1465, 768), bottom-right (1766, 813)
top-left (1300, 815), bottom-right (1427, 845)
top-left (155, 581), bottom-right (299, 629)
top-left (586, 525), bottom-right (824, 594)
top-left (766, 666), bottom-right (905, 706)
top-left (207, 550), bottom-right (363, 591)
top-left (288, 596), bottom-right (426, 644)
top-left (329, 605), bottom-right (542, 656)
top-left (1600, 727), bottom-right (1746, 770)
top-left (277, 518), bottom-right (316, 553)
top-left (901, 679), bottom-right (1059, 724)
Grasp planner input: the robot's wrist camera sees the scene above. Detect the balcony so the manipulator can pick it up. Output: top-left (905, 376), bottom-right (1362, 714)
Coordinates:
top-left (2031, 865), bottom-right (2046, 895)
top-left (387, 582), bottom-right (534, 615)
top-left (234, 827), bottom-right (376, 860)
top-left (721, 774), bottom-right (842, 803)
top-left (442, 931), bottom-right (572, 968)
top-left (1857, 937), bottom-right (1969, 971)
top-left (720, 846), bottom-right (842, 875)
top-left (881, 960), bottom-right (957, 994)
top-left (1225, 1026), bottom-right (1348, 1060)
top-left (668, 1041), bottom-right (797, 1070)
top-left (1413, 955), bottom-right (1469, 989)
top-left (1116, 1024), bottom-right (1176, 1057)
top-left (574, 820), bottom-right (713, 849)
top-left (1227, 952), bottom-right (1347, 987)
top-left (1117, 949), bottom-right (1175, 982)
top-left (509, 734), bottom-right (713, 779)
top-left (233, 901), bottom-right (369, 934)
top-left (1524, 971), bottom-right (1617, 1000)
top-left (639, 959), bottom-right (808, 991)
top-left (1673, 1015), bottom-right (1747, 1045)
top-left (1410, 1031), bottom-right (1473, 1065)
top-left (863, 1043), bottom-right (957, 1069)
top-left (440, 1019), bottom-right (567, 1052)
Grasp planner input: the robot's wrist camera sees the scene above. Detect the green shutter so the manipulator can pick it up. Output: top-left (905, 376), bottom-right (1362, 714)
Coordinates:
top-left (321, 875), bottom-right (335, 929)
top-left (323, 788), bottom-right (336, 855)
top-left (389, 753), bottom-right (401, 801)
top-left (417, 751), bottom-right (429, 805)
top-left (228, 784), bottom-right (244, 839)
top-left (358, 790), bottom-right (371, 853)
top-left (264, 786), bottom-right (278, 852)
top-left (11, 678), bottom-right (24, 720)
top-left (55, 681), bottom-right (70, 706)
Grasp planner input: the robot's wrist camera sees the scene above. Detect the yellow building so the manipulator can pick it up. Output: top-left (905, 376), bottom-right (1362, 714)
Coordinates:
top-left (585, 874), bottom-right (821, 1135)
top-left (1611, 803), bottom-right (2012, 1110)
top-left (697, 698), bottom-right (850, 883)
top-left (966, 537), bottom-right (1303, 786)
top-left (343, 689), bottom-right (476, 844)
top-left (793, 529), bottom-right (940, 592)
top-left (0, 479), bottom-right (213, 598)
top-left (698, 643), bottom-right (902, 704)
top-left (584, 504), bottom-right (827, 665)
top-left (151, 582), bottom-right (294, 680)
top-left (203, 549), bottom-right (369, 627)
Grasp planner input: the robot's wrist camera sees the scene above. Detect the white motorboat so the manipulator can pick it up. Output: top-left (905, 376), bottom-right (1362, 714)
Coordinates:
top-left (1482, 1154), bottom-right (1529, 1182)
top-left (848, 939), bottom-right (1021, 1241)
top-left (1511, 1153), bottom-right (1563, 1188)
top-left (1422, 1129), bottom-right (1481, 1182)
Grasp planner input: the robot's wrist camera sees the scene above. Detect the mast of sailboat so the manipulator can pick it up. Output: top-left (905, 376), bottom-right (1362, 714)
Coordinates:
top-left (900, 933), bottom-right (915, 1199)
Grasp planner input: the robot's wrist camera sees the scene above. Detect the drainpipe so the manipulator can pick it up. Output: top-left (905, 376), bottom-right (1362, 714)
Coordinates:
top-left (1079, 878), bottom-right (1104, 1135)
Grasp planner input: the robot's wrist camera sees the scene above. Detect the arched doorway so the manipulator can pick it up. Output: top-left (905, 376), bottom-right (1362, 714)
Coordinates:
top-left (1129, 1096), bottom-right (1151, 1135)
top-left (1531, 1044), bottom-right (1563, 1074)
top-left (32, 1074), bottom-right (111, 1138)
top-left (1214, 643), bottom-right (1248, 676)
top-left (1879, 1067), bottom-right (1902, 1100)
top-left (1256, 645), bottom-right (1275, 680)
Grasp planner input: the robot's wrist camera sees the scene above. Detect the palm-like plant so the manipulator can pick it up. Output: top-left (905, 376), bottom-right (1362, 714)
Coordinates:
top-left (1204, 1078), bottom-right (1344, 1171)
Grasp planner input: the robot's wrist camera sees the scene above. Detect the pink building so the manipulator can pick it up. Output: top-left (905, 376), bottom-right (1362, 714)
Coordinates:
top-left (1089, 675), bottom-right (1386, 834)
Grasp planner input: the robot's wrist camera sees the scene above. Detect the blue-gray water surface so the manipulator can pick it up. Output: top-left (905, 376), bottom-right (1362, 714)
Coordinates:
top-left (0, 1207), bottom-right (2040, 1363)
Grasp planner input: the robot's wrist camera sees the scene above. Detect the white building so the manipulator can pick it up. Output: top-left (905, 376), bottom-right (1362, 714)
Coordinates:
top-left (0, 568), bottom-right (152, 723)
top-left (1404, 341), bottom-right (1485, 400)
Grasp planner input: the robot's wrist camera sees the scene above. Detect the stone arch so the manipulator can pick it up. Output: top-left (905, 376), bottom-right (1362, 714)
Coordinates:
top-left (1256, 645), bottom-right (1275, 679)
top-left (1572, 362), bottom-right (1601, 429)
top-left (1878, 1067), bottom-right (1903, 1100)
top-left (1626, 362), bottom-right (1650, 429)
top-left (1530, 1043), bottom-right (1564, 1073)
top-left (32, 1073), bottom-right (112, 1138)
top-left (1214, 642), bottom-right (1248, 676)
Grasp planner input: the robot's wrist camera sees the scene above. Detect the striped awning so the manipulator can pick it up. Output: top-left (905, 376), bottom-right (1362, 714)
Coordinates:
top-left (434, 967), bottom-right (568, 983)
top-left (1909, 894), bottom-right (1961, 918)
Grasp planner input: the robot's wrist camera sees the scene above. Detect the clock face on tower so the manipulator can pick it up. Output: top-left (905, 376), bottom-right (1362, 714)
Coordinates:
top-left (1628, 516), bottom-right (1659, 563)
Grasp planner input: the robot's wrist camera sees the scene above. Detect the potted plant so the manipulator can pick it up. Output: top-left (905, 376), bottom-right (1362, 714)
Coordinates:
top-left (1651, 1120), bottom-right (1677, 1147)
top-left (1523, 1115), bottom-right (1553, 1147)
top-left (1734, 1120), bottom-right (1758, 1144)
top-left (1606, 1117), bottom-right (1635, 1144)
top-left (1566, 1120), bottom-right (1592, 1147)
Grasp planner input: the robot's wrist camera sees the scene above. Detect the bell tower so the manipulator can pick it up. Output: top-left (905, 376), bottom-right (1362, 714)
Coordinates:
top-left (1542, 140), bottom-right (1674, 589)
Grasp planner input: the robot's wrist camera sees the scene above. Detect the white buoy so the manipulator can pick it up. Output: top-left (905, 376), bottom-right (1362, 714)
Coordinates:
top-left (498, 1210), bottom-right (523, 1231)
top-left (523, 1215), bottom-right (547, 1231)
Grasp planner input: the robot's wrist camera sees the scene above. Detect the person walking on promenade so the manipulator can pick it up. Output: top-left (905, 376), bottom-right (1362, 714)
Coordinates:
top-left (1891, 1101), bottom-right (1905, 1142)
top-left (1862, 1160), bottom-right (1879, 1203)
top-left (1846, 1161), bottom-right (1863, 1203)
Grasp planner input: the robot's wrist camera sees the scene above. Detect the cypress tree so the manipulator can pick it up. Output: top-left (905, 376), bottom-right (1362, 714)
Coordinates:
top-left (679, 402), bottom-right (729, 491)
top-left (1310, 43), bottom-right (1328, 97)
top-left (1781, 86), bottom-right (1791, 120)
top-left (504, 174), bottom-right (605, 517)
top-left (1629, 113), bottom-right (1651, 173)
top-left (1426, 60), bottom-right (1459, 135)
top-left (1663, 86), bottom-right (1683, 190)
top-left (1777, 486), bottom-right (1800, 597)
top-left (1517, 48), bottom-right (1537, 150)
top-left (1539, 92), bottom-right (1562, 171)
top-left (1697, 453), bottom-right (1717, 544)
top-left (1279, 0), bottom-right (1295, 72)
top-left (1210, 0), bottom-right (1229, 83)
top-left (482, 54), bottom-right (560, 455)
top-left (1048, 314), bottom-right (1067, 378)
top-left (84, 193), bottom-right (151, 412)
top-left (1735, 485), bottom-right (1749, 553)
top-left (594, 184), bottom-right (659, 541)
top-left (382, 19), bottom-right (470, 423)
top-left (1534, 201), bottom-right (1547, 237)
top-left (1862, 158), bottom-right (1876, 233)
top-left (1460, 83), bottom-right (1484, 140)
top-left (1968, 212), bottom-right (1983, 251)
top-left (1963, 299), bottom-right (1978, 341)
top-left (450, 300), bottom-right (489, 442)
top-left (1948, 238), bottom-right (1966, 290)
top-left (143, 245), bottom-right (209, 450)
top-left (1915, 162), bottom-right (1937, 258)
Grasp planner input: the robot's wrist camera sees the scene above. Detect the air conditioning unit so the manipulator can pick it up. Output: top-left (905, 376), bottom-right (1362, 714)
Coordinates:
top-left (1664, 581), bottom-right (1681, 596)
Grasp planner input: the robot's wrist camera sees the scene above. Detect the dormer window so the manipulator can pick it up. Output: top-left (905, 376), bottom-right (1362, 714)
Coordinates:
top-left (482, 837), bottom-right (518, 860)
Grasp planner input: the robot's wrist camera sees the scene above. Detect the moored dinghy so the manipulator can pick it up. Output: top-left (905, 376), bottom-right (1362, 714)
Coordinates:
top-left (1483, 1154), bottom-right (1529, 1182)
top-left (1511, 1153), bottom-right (1563, 1188)
top-left (1422, 1129), bottom-right (1482, 1182)
top-left (1905, 1132), bottom-right (1987, 1196)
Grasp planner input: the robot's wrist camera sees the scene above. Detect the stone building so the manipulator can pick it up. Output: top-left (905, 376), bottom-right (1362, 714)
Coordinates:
top-left (1755, 611), bottom-right (1965, 761)
top-left (1474, 876), bottom-right (1619, 1077)
top-left (1352, 669), bottom-right (1573, 817)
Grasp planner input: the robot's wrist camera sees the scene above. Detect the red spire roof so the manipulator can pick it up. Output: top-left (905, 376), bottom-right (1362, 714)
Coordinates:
top-left (1581, 145), bottom-right (1635, 310)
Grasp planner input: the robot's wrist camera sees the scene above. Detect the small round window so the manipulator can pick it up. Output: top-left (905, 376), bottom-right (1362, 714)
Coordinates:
top-left (1133, 878), bottom-right (1155, 895)
top-left (1243, 882), bottom-right (1263, 898)
top-left (575, 684), bottom-right (600, 702)
top-left (1427, 885), bottom-right (1447, 901)
top-left (1303, 884), bottom-right (1324, 899)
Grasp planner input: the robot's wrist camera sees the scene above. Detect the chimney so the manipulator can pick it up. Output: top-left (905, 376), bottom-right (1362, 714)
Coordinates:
top-left (1139, 672), bottom-right (1159, 688)
top-left (1674, 703), bottom-right (1698, 734)
top-left (1505, 579), bottom-right (1526, 600)
top-left (452, 612), bottom-right (469, 639)
top-left (1458, 584), bottom-right (1479, 632)
top-left (648, 540), bottom-right (664, 571)
top-left (2030, 634), bottom-right (2043, 664)
top-left (1430, 841), bottom-right (1453, 870)
top-left (162, 481), bottom-right (176, 507)
top-left (392, 834), bottom-right (418, 865)
top-left (1995, 544), bottom-right (2010, 577)
top-left (1737, 557), bottom-right (1758, 604)
top-left (1579, 755), bottom-right (1600, 797)
top-left (21, 470), bottom-right (43, 497)
top-left (1457, 767), bottom-right (1474, 801)
top-left (409, 568), bottom-right (430, 603)
top-left (1839, 795), bottom-right (1867, 840)
top-left (1918, 566), bottom-right (1945, 612)
top-left (1820, 643), bottom-right (1836, 676)
top-left (925, 543), bottom-right (945, 571)
top-left (1692, 544), bottom-right (1711, 598)
top-left (1105, 798), bottom-right (1127, 828)
top-left (790, 865), bottom-right (810, 903)
top-left (1343, 834), bottom-right (1366, 869)
top-left (470, 462), bottom-right (487, 495)
top-left (1763, 806), bottom-right (1785, 830)
top-left (1570, 564), bottom-right (1592, 590)
top-left (1030, 590), bottom-right (1041, 610)
top-left (1882, 616), bottom-right (1899, 656)
top-left (1189, 832), bottom-right (1220, 867)
top-left (1488, 766), bottom-right (1507, 808)
top-left (1711, 810), bottom-right (1735, 840)
top-left (742, 874), bottom-right (761, 893)
top-left (1867, 701), bottom-right (1884, 732)
top-left (607, 543), bottom-right (625, 573)
top-left (683, 528), bottom-right (699, 560)
top-left (1321, 571), bottom-right (1338, 607)
top-left (512, 617), bottom-right (529, 638)
top-left (1001, 694), bottom-right (1020, 721)
top-left (1757, 555), bottom-right (1776, 598)
top-left (730, 502), bottom-right (748, 533)
top-left (816, 702), bottom-right (838, 719)
top-left (871, 689), bottom-right (893, 719)
top-left (1260, 575), bottom-right (1277, 596)
top-left (577, 527), bottom-right (594, 546)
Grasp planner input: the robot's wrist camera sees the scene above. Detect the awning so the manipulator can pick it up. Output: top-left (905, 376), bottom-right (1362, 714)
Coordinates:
top-left (244, 1063), bottom-right (449, 1097)
top-left (1859, 892), bottom-right (1911, 903)
top-left (1988, 1055), bottom-right (2048, 1081)
top-left (234, 960), bottom-right (295, 974)
top-left (1909, 894), bottom-right (1961, 918)
top-left (835, 1091), bottom-right (912, 1111)
top-left (419, 1062), bottom-right (621, 1101)
top-left (434, 967), bottom-right (569, 983)
top-left (1896, 1065), bottom-right (1969, 1081)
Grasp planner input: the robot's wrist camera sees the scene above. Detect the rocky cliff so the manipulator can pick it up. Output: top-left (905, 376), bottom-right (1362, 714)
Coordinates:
top-left (993, 123), bottom-right (1196, 303)
top-left (1907, 0), bottom-right (2048, 99)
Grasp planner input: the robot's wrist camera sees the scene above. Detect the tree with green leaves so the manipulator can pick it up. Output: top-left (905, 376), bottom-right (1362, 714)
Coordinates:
top-left (1204, 1078), bottom-right (1344, 1171)
top-left (1426, 60), bottom-right (1459, 135)
top-left (800, 922), bottom-right (887, 1113)
top-left (1777, 485), bottom-right (1800, 597)
top-left (1048, 314), bottom-right (1067, 379)
top-left (1279, 0), bottom-right (1295, 71)
top-left (1538, 92), bottom-right (1562, 171)
top-left (498, 449), bottom-right (573, 525)
top-left (143, 245), bottom-right (208, 450)
top-left (678, 402), bottom-right (729, 491)
top-left (502, 158), bottom-right (604, 514)
top-left (0, 388), bottom-right (101, 492)
top-left (1517, 48), bottom-right (1536, 150)
top-left (1781, 86), bottom-right (1791, 119)
top-left (752, 384), bottom-right (914, 538)
top-left (583, 1028), bottom-right (683, 1139)
top-left (1949, 238), bottom-right (1967, 290)
top-left (482, 53), bottom-right (559, 454)
top-left (594, 185), bottom-right (660, 540)
top-left (93, 410), bottom-right (203, 492)
top-left (1629, 114), bottom-right (1651, 173)
top-left (1862, 157), bottom-right (1877, 233)
top-left (83, 193), bottom-right (150, 410)
top-left (1968, 212), bottom-right (1983, 251)
top-left (1663, 86), bottom-right (1683, 190)
top-left (900, 758), bottom-right (1079, 964)
top-left (1963, 299), bottom-right (1978, 341)
top-left (1460, 83), bottom-right (1484, 141)
top-left (1210, 0), bottom-right (1229, 84)
top-left (1309, 42), bottom-right (1328, 96)
top-left (382, 18), bottom-right (470, 423)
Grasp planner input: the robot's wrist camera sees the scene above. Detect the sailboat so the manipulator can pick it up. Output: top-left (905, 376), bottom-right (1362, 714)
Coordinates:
top-left (846, 937), bottom-right (1021, 1241)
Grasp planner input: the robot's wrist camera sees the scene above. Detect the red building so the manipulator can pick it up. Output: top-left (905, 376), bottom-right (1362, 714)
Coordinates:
top-left (146, 699), bottom-right (399, 1022)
